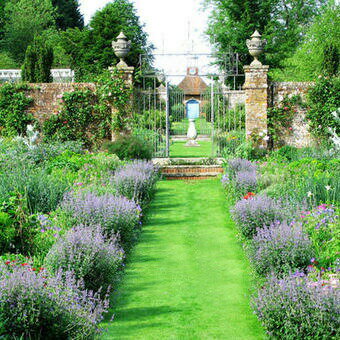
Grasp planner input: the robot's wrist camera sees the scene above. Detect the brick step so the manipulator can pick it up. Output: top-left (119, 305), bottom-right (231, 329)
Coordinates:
top-left (161, 165), bottom-right (223, 180)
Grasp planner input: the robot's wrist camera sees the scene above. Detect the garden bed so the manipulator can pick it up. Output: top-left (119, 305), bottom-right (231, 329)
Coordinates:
top-left (221, 153), bottom-right (340, 339)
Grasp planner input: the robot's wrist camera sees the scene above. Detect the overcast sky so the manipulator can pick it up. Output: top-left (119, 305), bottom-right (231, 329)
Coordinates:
top-left (79, 0), bottom-right (214, 80)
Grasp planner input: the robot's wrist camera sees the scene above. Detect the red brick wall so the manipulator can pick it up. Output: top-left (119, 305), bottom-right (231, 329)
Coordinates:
top-left (25, 83), bottom-right (96, 122)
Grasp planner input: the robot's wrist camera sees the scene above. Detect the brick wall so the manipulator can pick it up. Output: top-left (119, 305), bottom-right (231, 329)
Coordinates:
top-left (269, 81), bottom-right (315, 148)
top-left (25, 83), bottom-right (95, 122)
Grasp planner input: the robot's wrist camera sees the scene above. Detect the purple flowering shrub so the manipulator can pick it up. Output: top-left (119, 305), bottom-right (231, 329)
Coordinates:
top-left (113, 160), bottom-right (159, 205)
top-left (0, 262), bottom-right (109, 339)
top-left (247, 221), bottom-right (315, 275)
top-left (227, 158), bottom-right (257, 178)
top-left (223, 159), bottom-right (258, 198)
top-left (231, 194), bottom-right (291, 238)
top-left (235, 170), bottom-right (258, 193)
top-left (253, 272), bottom-right (340, 339)
top-left (301, 204), bottom-right (339, 268)
top-left (45, 225), bottom-right (124, 292)
top-left (61, 191), bottom-right (141, 249)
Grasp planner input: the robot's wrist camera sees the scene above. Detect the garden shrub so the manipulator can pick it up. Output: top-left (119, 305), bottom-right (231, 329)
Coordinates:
top-left (247, 221), bottom-right (315, 276)
top-left (226, 158), bottom-right (257, 179)
top-left (0, 83), bottom-right (34, 137)
top-left (43, 89), bottom-right (99, 146)
top-left (103, 134), bottom-right (153, 160)
top-left (234, 170), bottom-right (258, 194)
top-left (61, 191), bottom-right (141, 249)
top-left (0, 262), bottom-right (108, 339)
top-left (0, 194), bottom-right (40, 255)
top-left (231, 194), bottom-right (293, 238)
top-left (45, 225), bottom-right (124, 293)
top-left (307, 76), bottom-right (340, 141)
top-left (301, 204), bottom-right (339, 268)
top-left (253, 272), bottom-right (340, 339)
top-left (114, 160), bottom-right (159, 205)
top-left (219, 130), bottom-right (245, 159)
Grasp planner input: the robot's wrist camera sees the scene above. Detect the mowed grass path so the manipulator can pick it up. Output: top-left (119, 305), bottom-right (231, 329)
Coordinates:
top-left (170, 141), bottom-right (214, 158)
top-left (102, 179), bottom-right (264, 339)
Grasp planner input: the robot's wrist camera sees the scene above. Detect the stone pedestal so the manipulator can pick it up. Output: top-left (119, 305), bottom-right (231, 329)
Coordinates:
top-left (243, 64), bottom-right (269, 148)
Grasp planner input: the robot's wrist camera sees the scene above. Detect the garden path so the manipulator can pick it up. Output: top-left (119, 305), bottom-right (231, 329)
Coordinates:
top-left (102, 179), bottom-right (264, 339)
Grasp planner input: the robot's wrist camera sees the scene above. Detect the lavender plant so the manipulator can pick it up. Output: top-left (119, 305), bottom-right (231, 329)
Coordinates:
top-left (231, 194), bottom-right (292, 238)
top-left (45, 225), bottom-right (124, 292)
top-left (235, 170), bottom-right (258, 194)
top-left (61, 191), bottom-right (141, 248)
top-left (248, 221), bottom-right (315, 276)
top-left (0, 262), bottom-right (109, 339)
top-left (113, 160), bottom-right (159, 205)
top-left (253, 272), bottom-right (340, 339)
top-left (227, 158), bottom-right (257, 178)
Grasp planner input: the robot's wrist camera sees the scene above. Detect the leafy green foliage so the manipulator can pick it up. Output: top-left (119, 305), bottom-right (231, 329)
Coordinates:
top-left (61, 0), bottom-right (152, 80)
top-left (103, 135), bottom-right (153, 160)
top-left (306, 76), bottom-right (340, 140)
top-left (51, 0), bottom-right (83, 30)
top-left (205, 0), bottom-right (326, 72)
top-left (268, 95), bottom-right (305, 147)
top-left (2, 0), bottom-right (56, 64)
top-left (43, 89), bottom-right (99, 145)
top-left (0, 83), bottom-right (34, 137)
top-left (0, 194), bottom-right (40, 255)
top-left (22, 36), bottom-right (54, 83)
top-left (273, 2), bottom-right (340, 81)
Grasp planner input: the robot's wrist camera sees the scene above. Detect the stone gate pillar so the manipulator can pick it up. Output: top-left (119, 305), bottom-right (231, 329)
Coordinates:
top-left (243, 31), bottom-right (269, 148)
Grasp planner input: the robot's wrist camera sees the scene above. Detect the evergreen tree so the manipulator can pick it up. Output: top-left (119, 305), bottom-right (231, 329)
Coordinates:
top-left (22, 36), bottom-right (54, 83)
top-left (52, 0), bottom-right (84, 30)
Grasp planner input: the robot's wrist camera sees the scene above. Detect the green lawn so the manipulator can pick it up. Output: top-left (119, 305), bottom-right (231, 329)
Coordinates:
top-left (171, 118), bottom-right (212, 135)
top-left (102, 179), bottom-right (264, 339)
top-left (170, 141), bottom-right (214, 158)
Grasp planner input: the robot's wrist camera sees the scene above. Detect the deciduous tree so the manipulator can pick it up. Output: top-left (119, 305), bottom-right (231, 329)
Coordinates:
top-left (204, 0), bottom-right (326, 72)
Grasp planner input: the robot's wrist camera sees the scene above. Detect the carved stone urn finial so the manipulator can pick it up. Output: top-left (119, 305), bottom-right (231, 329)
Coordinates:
top-left (246, 30), bottom-right (267, 65)
top-left (112, 32), bottom-right (131, 68)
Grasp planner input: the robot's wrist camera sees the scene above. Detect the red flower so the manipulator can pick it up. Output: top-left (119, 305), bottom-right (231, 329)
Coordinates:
top-left (5, 261), bottom-right (10, 265)
top-left (284, 106), bottom-right (289, 110)
top-left (244, 192), bottom-right (256, 200)
top-left (63, 120), bottom-right (68, 124)
top-left (21, 263), bottom-right (28, 266)
top-left (288, 127), bottom-right (293, 130)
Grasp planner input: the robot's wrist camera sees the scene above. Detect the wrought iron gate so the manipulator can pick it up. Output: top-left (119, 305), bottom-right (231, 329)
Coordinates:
top-left (133, 52), bottom-right (245, 158)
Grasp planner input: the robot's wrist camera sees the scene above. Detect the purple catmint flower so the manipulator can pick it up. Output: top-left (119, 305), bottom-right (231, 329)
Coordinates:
top-left (45, 225), bottom-right (124, 293)
top-left (235, 170), bottom-right (258, 193)
top-left (0, 262), bottom-right (109, 339)
top-left (252, 272), bottom-right (340, 339)
top-left (231, 194), bottom-right (293, 238)
top-left (61, 191), bottom-right (140, 249)
top-left (227, 158), bottom-right (257, 178)
top-left (113, 160), bottom-right (159, 205)
top-left (248, 221), bottom-right (315, 276)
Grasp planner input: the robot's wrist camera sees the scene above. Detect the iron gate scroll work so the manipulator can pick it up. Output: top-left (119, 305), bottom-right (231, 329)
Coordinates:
top-left (133, 52), bottom-right (244, 158)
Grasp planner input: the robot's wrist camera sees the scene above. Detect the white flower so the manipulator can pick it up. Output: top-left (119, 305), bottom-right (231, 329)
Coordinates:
top-left (263, 136), bottom-right (270, 141)
top-left (259, 132), bottom-right (264, 137)
top-left (307, 191), bottom-right (313, 197)
top-left (325, 185), bottom-right (332, 191)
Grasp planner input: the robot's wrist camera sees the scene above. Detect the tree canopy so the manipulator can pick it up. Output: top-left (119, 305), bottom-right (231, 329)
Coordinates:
top-left (51, 0), bottom-right (84, 30)
top-left (2, 0), bottom-right (56, 64)
top-left (204, 0), bottom-right (327, 73)
top-left (61, 0), bottom-right (152, 80)
top-left (272, 1), bottom-right (340, 81)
